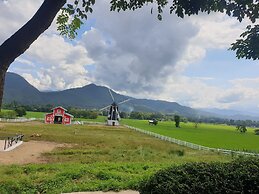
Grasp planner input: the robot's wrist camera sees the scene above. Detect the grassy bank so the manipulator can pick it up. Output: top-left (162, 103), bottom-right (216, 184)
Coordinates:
top-left (0, 162), bottom-right (167, 193)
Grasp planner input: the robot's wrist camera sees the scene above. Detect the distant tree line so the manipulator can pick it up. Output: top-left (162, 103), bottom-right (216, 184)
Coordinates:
top-left (3, 102), bottom-right (259, 127)
top-left (122, 111), bottom-right (187, 122)
top-left (129, 112), bottom-right (165, 120)
top-left (188, 117), bottom-right (259, 128)
top-left (3, 102), bottom-right (53, 113)
top-left (124, 111), bottom-right (259, 128)
top-left (67, 108), bottom-right (98, 119)
top-left (1, 101), bottom-right (27, 118)
top-left (0, 108), bottom-right (26, 119)
top-left (2, 102), bottom-right (99, 119)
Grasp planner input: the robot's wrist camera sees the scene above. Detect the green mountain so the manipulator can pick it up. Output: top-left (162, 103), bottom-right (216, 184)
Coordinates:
top-left (3, 72), bottom-right (42, 104)
top-left (3, 72), bottom-right (200, 117)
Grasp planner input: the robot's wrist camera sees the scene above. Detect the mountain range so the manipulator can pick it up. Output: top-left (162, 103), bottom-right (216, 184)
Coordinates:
top-left (3, 72), bottom-right (259, 120)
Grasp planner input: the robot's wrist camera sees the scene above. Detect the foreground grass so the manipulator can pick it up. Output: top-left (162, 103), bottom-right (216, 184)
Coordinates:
top-left (0, 121), bottom-right (229, 193)
top-left (0, 162), bottom-right (168, 193)
top-left (121, 119), bottom-right (259, 152)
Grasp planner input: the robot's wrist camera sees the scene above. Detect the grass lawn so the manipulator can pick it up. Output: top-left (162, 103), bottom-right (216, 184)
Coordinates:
top-left (25, 111), bottom-right (46, 119)
top-left (14, 111), bottom-right (259, 152)
top-left (76, 115), bottom-right (107, 123)
top-left (121, 119), bottom-right (259, 152)
top-left (1, 109), bottom-right (47, 119)
top-left (21, 112), bottom-right (259, 152)
top-left (0, 121), bottom-right (229, 193)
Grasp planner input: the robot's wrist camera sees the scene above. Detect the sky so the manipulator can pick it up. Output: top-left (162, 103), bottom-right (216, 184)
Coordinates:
top-left (0, 0), bottom-right (258, 113)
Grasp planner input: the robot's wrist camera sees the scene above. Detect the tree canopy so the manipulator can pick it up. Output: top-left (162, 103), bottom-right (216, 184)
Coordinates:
top-left (58, 0), bottom-right (259, 60)
top-left (174, 115), bottom-right (180, 127)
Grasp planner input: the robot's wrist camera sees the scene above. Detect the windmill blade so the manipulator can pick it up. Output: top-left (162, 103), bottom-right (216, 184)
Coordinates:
top-left (118, 99), bottom-right (131, 105)
top-left (99, 105), bottom-right (111, 111)
top-left (108, 89), bottom-right (115, 102)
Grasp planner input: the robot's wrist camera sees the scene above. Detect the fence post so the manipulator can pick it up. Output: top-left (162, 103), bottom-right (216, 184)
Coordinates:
top-left (4, 138), bottom-right (7, 150)
top-left (2, 134), bottom-right (24, 151)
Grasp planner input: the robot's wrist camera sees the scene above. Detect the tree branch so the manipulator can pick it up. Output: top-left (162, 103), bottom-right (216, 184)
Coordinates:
top-left (0, 0), bottom-right (66, 71)
top-left (0, 0), bottom-right (66, 109)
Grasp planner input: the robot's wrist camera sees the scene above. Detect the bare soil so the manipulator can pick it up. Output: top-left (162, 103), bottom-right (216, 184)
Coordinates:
top-left (0, 140), bottom-right (63, 165)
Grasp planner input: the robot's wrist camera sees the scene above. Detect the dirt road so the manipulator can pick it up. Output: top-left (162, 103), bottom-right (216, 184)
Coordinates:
top-left (0, 140), bottom-right (61, 164)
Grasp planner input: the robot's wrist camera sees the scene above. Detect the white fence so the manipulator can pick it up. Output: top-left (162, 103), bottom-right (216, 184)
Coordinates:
top-left (3, 134), bottom-right (24, 151)
top-left (124, 125), bottom-right (259, 157)
top-left (0, 118), bottom-right (36, 123)
top-left (72, 121), bottom-right (105, 125)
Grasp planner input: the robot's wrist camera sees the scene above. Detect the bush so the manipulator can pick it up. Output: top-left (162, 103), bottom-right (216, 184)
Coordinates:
top-left (15, 107), bottom-right (27, 117)
top-left (68, 108), bottom-right (98, 119)
top-left (236, 125), bottom-right (247, 133)
top-left (174, 115), bottom-right (180, 128)
top-left (139, 158), bottom-right (259, 194)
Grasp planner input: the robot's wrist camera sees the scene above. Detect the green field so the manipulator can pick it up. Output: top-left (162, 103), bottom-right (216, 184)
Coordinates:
top-left (1, 111), bottom-right (257, 193)
top-left (25, 111), bottom-right (46, 119)
top-left (0, 121), bottom-right (229, 193)
top-left (21, 111), bottom-right (259, 152)
top-left (121, 119), bottom-right (259, 152)
top-left (78, 115), bottom-right (107, 123)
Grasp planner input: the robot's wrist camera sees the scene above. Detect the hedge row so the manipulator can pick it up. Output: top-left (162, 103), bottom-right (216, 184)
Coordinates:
top-left (139, 158), bottom-right (259, 194)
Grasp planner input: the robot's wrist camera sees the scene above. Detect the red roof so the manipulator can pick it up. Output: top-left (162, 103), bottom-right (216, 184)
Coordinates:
top-left (65, 113), bottom-right (74, 118)
top-left (51, 106), bottom-right (67, 111)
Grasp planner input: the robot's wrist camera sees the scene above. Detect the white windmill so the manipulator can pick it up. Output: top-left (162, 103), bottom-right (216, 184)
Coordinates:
top-left (100, 89), bottom-right (130, 126)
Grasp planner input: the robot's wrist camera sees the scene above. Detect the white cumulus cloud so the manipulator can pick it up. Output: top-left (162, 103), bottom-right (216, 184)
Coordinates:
top-left (1, 0), bottom-right (257, 112)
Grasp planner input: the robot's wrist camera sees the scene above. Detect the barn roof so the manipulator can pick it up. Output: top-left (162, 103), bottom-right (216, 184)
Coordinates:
top-left (65, 113), bottom-right (74, 117)
top-left (51, 106), bottom-right (67, 111)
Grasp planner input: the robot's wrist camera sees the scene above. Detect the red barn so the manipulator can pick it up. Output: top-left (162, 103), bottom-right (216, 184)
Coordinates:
top-left (45, 106), bottom-right (73, 125)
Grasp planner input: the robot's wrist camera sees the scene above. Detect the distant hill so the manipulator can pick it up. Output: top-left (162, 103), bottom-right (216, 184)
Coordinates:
top-left (5, 72), bottom-right (259, 120)
top-left (199, 108), bottom-right (259, 121)
top-left (3, 72), bottom-right (42, 105)
top-left (3, 72), bottom-right (202, 117)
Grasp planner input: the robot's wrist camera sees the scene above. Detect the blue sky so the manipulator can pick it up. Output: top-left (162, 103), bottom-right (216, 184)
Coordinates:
top-left (1, 0), bottom-right (258, 113)
top-left (184, 49), bottom-right (259, 87)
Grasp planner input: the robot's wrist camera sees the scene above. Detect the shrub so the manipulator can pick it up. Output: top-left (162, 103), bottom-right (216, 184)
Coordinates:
top-left (174, 115), bottom-right (180, 128)
top-left (15, 107), bottom-right (27, 117)
top-left (236, 125), bottom-right (247, 133)
top-left (139, 158), bottom-right (259, 194)
top-left (168, 150), bottom-right (185, 156)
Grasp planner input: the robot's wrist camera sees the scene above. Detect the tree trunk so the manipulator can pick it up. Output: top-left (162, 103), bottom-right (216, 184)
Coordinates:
top-left (0, 0), bottom-right (66, 110)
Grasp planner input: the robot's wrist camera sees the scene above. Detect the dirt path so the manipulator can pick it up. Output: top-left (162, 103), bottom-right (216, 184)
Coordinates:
top-left (0, 140), bottom-right (5, 151)
top-left (0, 141), bottom-right (62, 165)
top-left (65, 191), bottom-right (139, 194)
